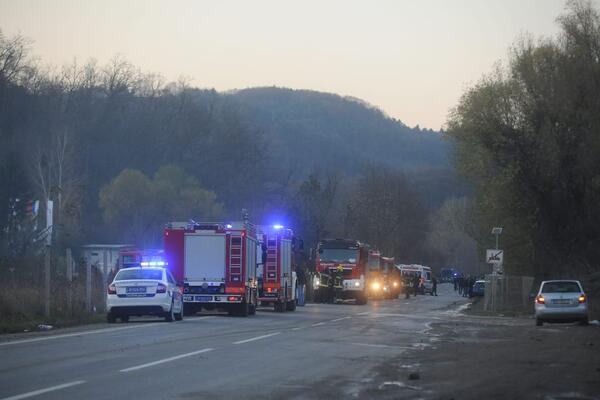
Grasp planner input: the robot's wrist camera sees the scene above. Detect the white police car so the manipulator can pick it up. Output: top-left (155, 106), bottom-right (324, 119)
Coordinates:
top-left (106, 267), bottom-right (183, 323)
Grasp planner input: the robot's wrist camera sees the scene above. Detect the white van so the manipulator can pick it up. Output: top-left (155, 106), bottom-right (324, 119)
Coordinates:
top-left (396, 264), bottom-right (433, 294)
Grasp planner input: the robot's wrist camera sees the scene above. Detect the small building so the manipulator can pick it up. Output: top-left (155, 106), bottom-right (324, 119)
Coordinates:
top-left (80, 244), bottom-right (134, 277)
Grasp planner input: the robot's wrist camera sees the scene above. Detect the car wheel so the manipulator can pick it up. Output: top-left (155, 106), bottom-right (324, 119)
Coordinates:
top-left (107, 313), bottom-right (116, 323)
top-left (120, 315), bottom-right (129, 323)
top-left (286, 299), bottom-right (296, 311)
top-left (536, 318), bottom-right (543, 326)
top-left (580, 317), bottom-right (589, 326)
top-left (164, 302), bottom-right (175, 322)
top-left (175, 300), bottom-right (183, 321)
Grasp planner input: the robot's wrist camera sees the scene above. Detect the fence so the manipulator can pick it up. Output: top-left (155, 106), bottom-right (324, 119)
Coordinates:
top-left (0, 248), bottom-right (108, 328)
top-left (483, 274), bottom-right (535, 312)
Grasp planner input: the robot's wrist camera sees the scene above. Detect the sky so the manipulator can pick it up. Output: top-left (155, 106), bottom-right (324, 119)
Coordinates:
top-left (0, 0), bottom-right (587, 129)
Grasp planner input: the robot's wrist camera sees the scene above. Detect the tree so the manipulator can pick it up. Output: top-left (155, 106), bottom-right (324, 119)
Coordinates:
top-left (99, 166), bottom-right (223, 246)
top-left (345, 166), bottom-right (428, 261)
top-left (447, 0), bottom-right (600, 276)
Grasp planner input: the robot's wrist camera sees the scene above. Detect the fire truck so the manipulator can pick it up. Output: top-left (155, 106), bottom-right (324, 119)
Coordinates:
top-left (163, 221), bottom-right (259, 317)
top-left (313, 239), bottom-right (369, 305)
top-left (366, 250), bottom-right (384, 299)
top-left (256, 225), bottom-right (300, 312)
top-left (381, 256), bottom-right (401, 299)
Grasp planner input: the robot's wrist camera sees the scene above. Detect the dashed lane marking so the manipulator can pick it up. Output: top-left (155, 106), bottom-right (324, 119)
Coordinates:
top-left (311, 322), bottom-right (326, 326)
top-left (120, 348), bottom-right (213, 372)
top-left (330, 316), bottom-right (352, 322)
top-left (233, 332), bottom-right (280, 345)
top-left (1, 380), bottom-right (86, 400)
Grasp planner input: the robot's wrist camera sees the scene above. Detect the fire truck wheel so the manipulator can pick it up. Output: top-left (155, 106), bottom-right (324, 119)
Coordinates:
top-left (106, 313), bottom-right (116, 323)
top-left (238, 301), bottom-right (249, 317)
top-left (355, 293), bottom-right (368, 305)
top-left (164, 302), bottom-right (175, 322)
top-left (274, 301), bottom-right (285, 312)
top-left (286, 300), bottom-right (296, 311)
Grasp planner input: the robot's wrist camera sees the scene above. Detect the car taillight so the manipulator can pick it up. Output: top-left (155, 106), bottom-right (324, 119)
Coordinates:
top-left (536, 295), bottom-right (545, 304)
top-left (108, 284), bottom-right (116, 295)
top-left (228, 296), bottom-right (238, 301)
top-left (579, 294), bottom-right (586, 303)
top-left (157, 283), bottom-right (167, 293)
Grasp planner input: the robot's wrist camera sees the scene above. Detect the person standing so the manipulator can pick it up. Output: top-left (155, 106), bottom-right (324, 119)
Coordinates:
top-left (432, 276), bottom-right (438, 296)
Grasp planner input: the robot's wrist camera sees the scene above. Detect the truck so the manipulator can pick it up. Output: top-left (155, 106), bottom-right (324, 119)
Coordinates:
top-left (163, 221), bottom-right (259, 317)
top-left (313, 238), bottom-right (369, 305)
top-left (366, 250), bottom-right (384, 299)
top-left (256, 225), bottom-right (300, 312)
top-left (381, 256), bottom-right (401, 299)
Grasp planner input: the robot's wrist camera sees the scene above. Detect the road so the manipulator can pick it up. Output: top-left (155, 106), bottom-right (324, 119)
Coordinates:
top-left (1, 284), bottom-right (598, 400)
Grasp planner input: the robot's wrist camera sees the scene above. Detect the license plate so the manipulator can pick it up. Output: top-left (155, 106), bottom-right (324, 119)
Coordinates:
top-left (552, 299), bottom-right (571, 304)
top-left (183, 295), bottom-right (194, 302)
top-left (195, 295), bottom-right (212, 302)
top-left (126, 286), bottom-right (146, 293)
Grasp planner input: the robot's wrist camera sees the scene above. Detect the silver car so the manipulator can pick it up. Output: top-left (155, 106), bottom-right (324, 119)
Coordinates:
top-left (534, 280), bottom-right (588, 326)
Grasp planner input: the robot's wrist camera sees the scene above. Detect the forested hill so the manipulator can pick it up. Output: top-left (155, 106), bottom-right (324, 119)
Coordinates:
top-left (230, 87), bottom-right (449, 174)
top-left (0, 39), bottom-right (461, 253)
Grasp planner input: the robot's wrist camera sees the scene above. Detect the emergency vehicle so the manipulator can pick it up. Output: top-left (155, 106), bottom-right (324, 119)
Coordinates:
top-left (397, 264), bottom-right (433, 295)
top-left (366, 250), bottom-right (384, 299)
top-left (118, 248), bottom-right (166, 269)
top-left (381, 256), bottom-right (401, 299)
top-left (163, 221), bottom-right (258, 316)
top-left (313, 239), bottom-right (369, 305)
top-left (256, 225), bottom-right (300, 312)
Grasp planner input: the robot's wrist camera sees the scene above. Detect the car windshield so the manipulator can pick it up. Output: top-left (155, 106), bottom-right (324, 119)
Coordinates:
top-left (115, 269), bottom-right (163, 281)
top-left (541, 281), bottom-right (581, 293)
top-left (320, 249), bottom-right (358, 263)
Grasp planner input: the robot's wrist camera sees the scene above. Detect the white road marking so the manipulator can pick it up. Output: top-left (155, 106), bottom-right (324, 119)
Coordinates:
top-left (312, 322), bottom-right (326, 326)
top-left (0, 323), bottom-right (162, 347)
top-left (330, 316), bottom-right (352, 322)
top-left (291, 327), bottom-right (302, 331)
top-left (120, 348), bottom-right (213, 372)
top-left (350, 342), bottom-right (411, 349)
top-left (1, 380), bottom-right (86, 400)
top-left (233, 332), bottom-right (280, 345)
top-left (356, 312), bottom-right (370, 316)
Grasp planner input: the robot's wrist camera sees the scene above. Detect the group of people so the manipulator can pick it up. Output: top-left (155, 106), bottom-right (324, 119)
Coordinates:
top-left (454, 275), bottom-right (477, 298)
top-left (402, 274), bottom-right (438, 298)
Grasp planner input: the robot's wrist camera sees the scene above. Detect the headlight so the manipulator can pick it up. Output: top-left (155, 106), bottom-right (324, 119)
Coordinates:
top-left (371, 282), bottom-right (381, 290)
top-left (393, 282), bottom-right (398, 287)
top-left (354, 281), bottom-right (360, 287)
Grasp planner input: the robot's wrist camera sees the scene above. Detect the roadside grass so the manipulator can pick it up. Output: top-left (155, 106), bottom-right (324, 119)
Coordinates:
top-left (0, 313), bottom-right (106, 334)
top-left (462, 296), bottom-right (533, 318)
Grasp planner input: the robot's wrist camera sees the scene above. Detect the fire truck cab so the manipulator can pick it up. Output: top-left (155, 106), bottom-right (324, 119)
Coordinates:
top-left (164, 221), bottom-right (259, 317)
top-left (256, 225), bottom-right (299, 312)
top-left (313, 239), bottom-right (369, 305)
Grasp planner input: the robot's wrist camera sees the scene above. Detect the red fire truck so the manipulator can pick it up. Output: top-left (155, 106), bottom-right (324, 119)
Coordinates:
top-left (163, 221), bottom-right (258, 317)
top-left (366, 250), bottom-right (384, 299)
top-left (381, 256), bottom-right (401, 299)
top-left (256, 225), bottom-right (300, 312)
top-left (313, 239), bottom-right (369, 305)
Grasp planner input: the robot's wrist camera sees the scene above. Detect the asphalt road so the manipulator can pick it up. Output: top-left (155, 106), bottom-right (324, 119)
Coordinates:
top-left (2, 284), bottom-right (596, 400)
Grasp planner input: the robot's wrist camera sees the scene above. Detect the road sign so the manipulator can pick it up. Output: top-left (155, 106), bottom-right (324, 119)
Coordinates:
top-left (486, 249), bottom-right (503, 264)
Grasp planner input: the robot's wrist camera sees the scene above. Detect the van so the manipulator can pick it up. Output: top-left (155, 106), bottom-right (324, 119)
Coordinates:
top-left (396, 264), bottom-right (433, 295)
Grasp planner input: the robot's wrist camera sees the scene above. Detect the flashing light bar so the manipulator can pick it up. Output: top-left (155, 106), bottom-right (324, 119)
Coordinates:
top-left (140, 261), bottom-right (167, 267)
top-left (273, 224), bottom-right (284, 230)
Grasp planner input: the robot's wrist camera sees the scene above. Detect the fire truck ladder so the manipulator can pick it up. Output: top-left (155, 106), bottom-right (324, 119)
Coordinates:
top-left (229, 235), bottom-right (242, 283)
top-left (265, 237), bottom-right (278, 284)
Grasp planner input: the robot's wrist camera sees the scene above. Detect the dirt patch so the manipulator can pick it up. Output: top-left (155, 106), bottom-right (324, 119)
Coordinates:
top-left (364, 317), bottom-right (600, 399)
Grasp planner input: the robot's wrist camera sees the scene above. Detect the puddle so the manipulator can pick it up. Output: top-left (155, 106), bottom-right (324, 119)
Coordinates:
top-left (378, 381), bottom-right (421, 391)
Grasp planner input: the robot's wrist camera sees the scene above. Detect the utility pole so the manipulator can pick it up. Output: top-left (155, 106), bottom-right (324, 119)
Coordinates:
top-left (44, 246), bottom-right (50, 317)
top-left (66, 248), bottom-right (73, 315)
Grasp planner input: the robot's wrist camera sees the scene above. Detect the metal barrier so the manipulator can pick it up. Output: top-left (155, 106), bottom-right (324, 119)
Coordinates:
top-left (483, 274), bottom-right (535, 312)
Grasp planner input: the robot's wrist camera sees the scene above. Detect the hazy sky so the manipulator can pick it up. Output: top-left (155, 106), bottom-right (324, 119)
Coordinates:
top-left (0, 0), bottom-right (587, 129)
